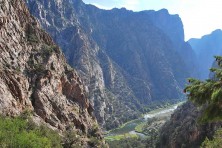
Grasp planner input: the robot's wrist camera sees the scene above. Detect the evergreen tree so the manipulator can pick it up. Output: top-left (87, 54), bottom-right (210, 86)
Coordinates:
top-left (184, 56), bottom-right (222, 122)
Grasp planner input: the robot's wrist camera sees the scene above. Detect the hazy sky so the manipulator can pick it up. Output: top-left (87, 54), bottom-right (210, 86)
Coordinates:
top-left (82, 0), bottom-right (222, 41)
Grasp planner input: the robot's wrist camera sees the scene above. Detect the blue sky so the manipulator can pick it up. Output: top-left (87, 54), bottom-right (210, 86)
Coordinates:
top-left (83, 0), bottom-right (222, 41)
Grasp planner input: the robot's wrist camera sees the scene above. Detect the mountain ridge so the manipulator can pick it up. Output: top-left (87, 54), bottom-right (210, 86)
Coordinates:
top-left (189, 29), bottom-right (222, 79)
top-left (26, 0), bottom-right (197, 129)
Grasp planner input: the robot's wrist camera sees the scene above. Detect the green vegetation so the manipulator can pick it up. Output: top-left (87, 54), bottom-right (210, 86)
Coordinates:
top-left (107, 119), bottom-right (143, 136)
top-left (201, 128), bottom-right (222, 148)
top-left (27, 34), bottom-right (39, 43)
top-left (63, 130), bottom-right (82, 148)
top-left (42, 44), bottom-right (57, 56)
top-left (141, 99), bottom-right (181, 113)
top-left (105, 133), bottom-right (138, 141)
top-left (0, 114), bottom-right (105, 148)
top-left (33, 63), bottom-right (45, 72)
top-left (106, 100), bottom-right (183, 132)
top-left (107, 102), bottom-right (182, 136)
top-left (88, 123), bottom-right (100, 137)
top-left (26, 24), bottom-right (39, 44)
top-left (28, 62), bottom-right (47, 76)
top-left (103, 89), bottom-right (140, 130)
top-left (107, 137), bottom-right (146, 148)
top-left (185, 56), bottom-right (222, 122)
top-left (135, 123), bottom-right (145, 133)
top-left (15, 66), bottom-right (21, 73)
top-left (0, 116), bottom-right (62, 148)
top-left (184, 56), bottom-right (222, 147)
top-left (106, 134), bottom-right (158, 148)
top-left (137, 117), bottom-right (162, 135)
top-left (136, 117), bottom-right (164, 147)
top-left (105, 103), bottom-right (182, 148)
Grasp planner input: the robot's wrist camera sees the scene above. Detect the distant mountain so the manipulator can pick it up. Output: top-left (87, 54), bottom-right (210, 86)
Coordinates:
top-left (26, 0), bottom-right (197, 129)
top-left (189, 29), bottom-right (222, 79)
top-left (0, 0), bottom-right (104, 146)
top-left (157, 30), bottom-right (222, 148)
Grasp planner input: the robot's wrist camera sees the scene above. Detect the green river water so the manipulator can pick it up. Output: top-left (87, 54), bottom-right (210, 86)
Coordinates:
top-left (105, 102), bottom-right (184, 140)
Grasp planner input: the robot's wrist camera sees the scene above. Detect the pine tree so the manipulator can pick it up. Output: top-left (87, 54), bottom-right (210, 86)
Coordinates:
top-left (184, 56), bottom-right (222, 122)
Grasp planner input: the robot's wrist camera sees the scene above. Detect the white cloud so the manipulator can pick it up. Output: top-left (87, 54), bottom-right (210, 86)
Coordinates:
top-left (170, 0), bottom-right (222, 40)
top-left (122, 2), bottom-right (139, 10)
top-left (90, 3), bottom-right (113, 10)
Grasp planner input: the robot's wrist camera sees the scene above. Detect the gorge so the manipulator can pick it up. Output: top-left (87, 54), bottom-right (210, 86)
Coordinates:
top-left (1, 0), bottom-right (222, 147)
top-left (26, 0), bottom-right (198, 130)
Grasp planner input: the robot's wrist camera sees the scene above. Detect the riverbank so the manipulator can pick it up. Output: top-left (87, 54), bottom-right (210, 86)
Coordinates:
top-left (105, 101), bottom-right (185, 141)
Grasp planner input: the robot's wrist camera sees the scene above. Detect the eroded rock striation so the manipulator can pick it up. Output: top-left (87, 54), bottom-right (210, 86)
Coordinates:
top-left (26, 0), bottom-right (198, 129)
top-left (0, 0), bottom-right (103, 145)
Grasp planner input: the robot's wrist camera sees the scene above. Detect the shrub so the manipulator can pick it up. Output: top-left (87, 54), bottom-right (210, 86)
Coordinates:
top-left (62, 130), bottom-right (82, 148)
top-left (184, 56), bottom-right (222, 122)
top-left (201, 128), bottom-right (222, 148)
top-left (88, 137), bottom-right (101, 147)
top-left (42, 44), bottom-right (56, 56)
top-left (0, 116), bottom-right (62, 148)
top-left (27, 34), bottom-right (39, 43)
top-left (107, 137), bottom-right (146, 148)
top-left (26, 24), bottom-right (39, 44)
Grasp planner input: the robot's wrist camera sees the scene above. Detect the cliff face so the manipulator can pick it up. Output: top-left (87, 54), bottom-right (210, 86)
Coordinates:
top-left (0, 0), bottom-right (102, 145)
top-left (189, 29), bottom-right (222, 79)
top-left (157, 102), bottom-right (222, 148)
top-left (146, 9), bottom-right (199, 78)
top-left (26, 0), bottom-right (197, 129)
top-left (158, 30), bottom-right (222, 147)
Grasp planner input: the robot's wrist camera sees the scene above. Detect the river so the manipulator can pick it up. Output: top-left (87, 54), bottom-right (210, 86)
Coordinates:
top-left (105, 102), bottom-right (183, 140)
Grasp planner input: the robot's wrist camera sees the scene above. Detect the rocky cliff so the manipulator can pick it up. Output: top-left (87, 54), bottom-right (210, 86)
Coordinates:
top-left (26, 0), bottom-right (197, 129)
top-left (0, 0), bottom-right (104, 146)
top-left (157, 102), bottom-right (222, 148)
top-left (145, 9), bottom-right (198, 78)
top-left (189, 29), bottom-right (222, 79)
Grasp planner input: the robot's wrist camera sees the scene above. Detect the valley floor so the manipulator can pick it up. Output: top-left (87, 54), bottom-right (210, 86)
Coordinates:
top-left (105, 102), bottom-right (184, 147)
